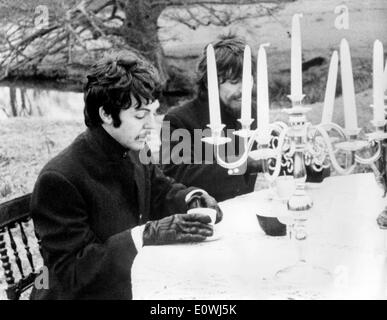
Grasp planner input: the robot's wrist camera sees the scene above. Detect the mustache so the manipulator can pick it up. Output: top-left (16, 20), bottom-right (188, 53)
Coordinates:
top-left (136, 130), bottom-right (152, 140)
top-left (230, 93), bottom-right (242, 100)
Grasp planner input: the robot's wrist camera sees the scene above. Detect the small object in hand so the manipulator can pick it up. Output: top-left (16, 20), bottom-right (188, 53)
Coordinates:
top-left (187, 193), bottom-right (217, 225)
top-left (188, 207), bottom-right (217, 225)
top-left (187, 193), bottom-right (223, 223)
top-left (256, 214), bottom-right (286, 236)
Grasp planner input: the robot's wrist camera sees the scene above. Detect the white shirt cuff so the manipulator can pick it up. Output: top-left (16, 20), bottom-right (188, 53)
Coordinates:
top-left (131, 224), bottom-right (146, 251)
top-left (184, 189), bottom-right (208, 203)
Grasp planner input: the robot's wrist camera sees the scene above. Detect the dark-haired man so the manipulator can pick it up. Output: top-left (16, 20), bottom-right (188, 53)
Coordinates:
top-left (161, 35), bottom-right (260, 202)
top-left (30, 53), bottom-right (222, 300)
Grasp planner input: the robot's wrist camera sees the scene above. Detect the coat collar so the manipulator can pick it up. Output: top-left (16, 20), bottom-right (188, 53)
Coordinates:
top-left (86, 126), bottom-right (129, 161)
top-left (85, 126), bottom-right (148, 221)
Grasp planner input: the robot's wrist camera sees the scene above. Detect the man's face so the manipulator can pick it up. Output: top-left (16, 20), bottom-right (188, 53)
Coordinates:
top-left (218, 79), bottom-right (242, 119)
top-left (102, 97), bottom-right (160, 151)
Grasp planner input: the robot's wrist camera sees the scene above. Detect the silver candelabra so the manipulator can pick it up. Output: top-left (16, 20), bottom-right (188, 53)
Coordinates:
top-left (203, 94), bottom-right (386, 212)
top-left (203, 94), bottom-right (386, 284)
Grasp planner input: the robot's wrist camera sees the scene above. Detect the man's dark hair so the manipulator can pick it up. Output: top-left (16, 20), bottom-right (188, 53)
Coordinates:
top-left (196, 34), bottom-right (254, 99)
top-left (84, 52), bottom-right (161, 128)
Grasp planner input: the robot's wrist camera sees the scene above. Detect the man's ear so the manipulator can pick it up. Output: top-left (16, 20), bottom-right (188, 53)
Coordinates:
top-left (99, 106), bottom-right (113, 125)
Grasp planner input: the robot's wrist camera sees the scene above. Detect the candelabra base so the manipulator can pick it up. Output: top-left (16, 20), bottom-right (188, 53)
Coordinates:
top-left (275, 261), bottom-right (332, 286)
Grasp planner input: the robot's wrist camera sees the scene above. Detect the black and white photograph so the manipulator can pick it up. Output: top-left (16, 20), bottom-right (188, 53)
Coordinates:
top-left (0, 0), bottom-right (387, 304)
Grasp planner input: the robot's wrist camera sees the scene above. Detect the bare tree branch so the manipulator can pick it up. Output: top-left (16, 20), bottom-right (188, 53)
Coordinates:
top-left (0, 0), bottom-right (292, 87)
top-left (152, 0), bottom-right (291, 7)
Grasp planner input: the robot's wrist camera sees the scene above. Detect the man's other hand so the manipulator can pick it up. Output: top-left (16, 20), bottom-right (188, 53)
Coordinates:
top-left (196, 193), bottom-right (223, 224)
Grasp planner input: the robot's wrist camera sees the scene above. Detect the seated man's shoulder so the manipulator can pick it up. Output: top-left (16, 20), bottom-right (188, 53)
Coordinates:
top-left (38, 131), bottom-right (90, 182)
top-left (166, 100), bottom-right (193, 118)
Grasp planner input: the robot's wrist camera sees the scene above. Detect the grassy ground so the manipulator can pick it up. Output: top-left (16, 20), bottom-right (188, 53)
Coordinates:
top-left (0, 118), bottom-right (84, 299)
top-left (0, 118), bottom-right (84, 202)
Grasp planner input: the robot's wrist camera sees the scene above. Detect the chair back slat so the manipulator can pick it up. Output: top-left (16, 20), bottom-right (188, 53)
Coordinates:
top-left (7, 227), bottom-right (25, 277)
top-left (0, 194), bottom-right (41, 300)
top-left (0, 229), bottom-right (15, 286)
top-left (18, 221), bottom-right (35, 273)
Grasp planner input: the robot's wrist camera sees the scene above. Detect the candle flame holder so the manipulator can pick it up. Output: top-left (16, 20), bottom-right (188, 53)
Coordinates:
top-left (234, 118), bottom-right (256, 139)
top-left (201, 124), bottom-right (231, 146)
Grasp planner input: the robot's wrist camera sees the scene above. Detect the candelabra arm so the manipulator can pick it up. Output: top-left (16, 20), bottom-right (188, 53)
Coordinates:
top-left (319, 122), bottom-right (350, 139)
top-left (320, 122), bottom-right (383, 166)
top-left (271, 121), bottom-right (289, 132)
top-left (213, 129), bottom-right (257, 170)
top-left (315, 124), bottom-right (356, 175)
top-left (268, 123), bottom-right (291, 179)
top-left (354, 141), bottom-right (382, 165)
top-left (213, 121), bottom-right (291, 176)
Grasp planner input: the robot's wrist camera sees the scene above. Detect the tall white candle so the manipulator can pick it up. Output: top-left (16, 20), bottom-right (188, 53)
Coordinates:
top-left (257, 45), bottom-right (270, 144)
top-left (241, 45), bottom-right (252, 125)
top-left (321, 51), bottom-right (338, 124)
top-left (373, 40), bottom-right (385, 125)
top-left (340, 39), bottom-right (358, 133)
top-left (290, 13), bottom-right (303, 100)
top-left (206, 44), bottom-right (221, 128)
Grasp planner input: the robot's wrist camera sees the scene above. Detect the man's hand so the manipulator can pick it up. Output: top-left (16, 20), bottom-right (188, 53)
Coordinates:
top-left (143, 213), bottom-right (213, 245)
top-left (377, 207), bottom-right (387, 229)
top-left (372, 164), bottom-right (387, 197)
top-left (194, 193), bottom-right (223, 224)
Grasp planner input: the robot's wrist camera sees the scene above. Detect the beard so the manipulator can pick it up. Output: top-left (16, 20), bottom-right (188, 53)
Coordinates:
top-left (221, 93), bottom-right (242, 119)
top-left (223, 103), bottom-right (240, 119)
top-left (221, 94), bottom-right (257, 122)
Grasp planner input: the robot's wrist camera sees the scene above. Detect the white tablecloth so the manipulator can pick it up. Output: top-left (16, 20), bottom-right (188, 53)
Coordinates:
top-left (132, 173), bottom-right (387, 300)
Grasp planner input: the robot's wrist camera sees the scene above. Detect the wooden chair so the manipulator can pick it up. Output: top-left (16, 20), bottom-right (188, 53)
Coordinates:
top-left (0, 194), bottom-right (42, 300)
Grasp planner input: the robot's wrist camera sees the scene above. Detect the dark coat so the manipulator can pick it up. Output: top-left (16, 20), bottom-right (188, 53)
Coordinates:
top-left (160, 96), bottom-right (258, 202)
top-left (30, 126), bottom-right (194, 300)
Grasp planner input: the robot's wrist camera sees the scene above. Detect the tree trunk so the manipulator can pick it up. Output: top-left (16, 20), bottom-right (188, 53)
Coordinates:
top-left (9, 87), bottom-right (17, 117)
top-left (121, 0), bottom-right (169, 85)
